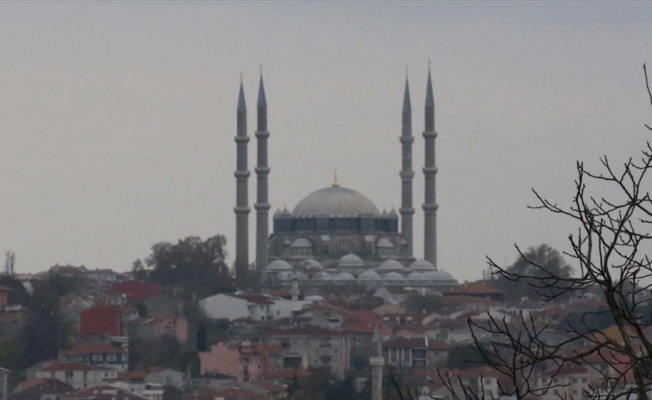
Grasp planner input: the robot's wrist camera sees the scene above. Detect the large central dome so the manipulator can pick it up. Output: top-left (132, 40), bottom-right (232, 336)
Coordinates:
top-left (292, 186), bottom-right (380, 216)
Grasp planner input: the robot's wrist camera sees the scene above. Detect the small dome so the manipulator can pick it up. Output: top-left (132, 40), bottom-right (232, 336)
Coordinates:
top-left (424, 270), bottom-right (456, 281)
top-left (337, 253), bottom-right (364, 268)
top-left (277, 271), bottom-right (293, 280)
top-left (377, 259), bottom-right (405, 271)
top-left (358, 270), bottom-right (381, 280)
top-left (406, 272), bottom-right (426, 280)
top-left (376, 238), bottom-right (395, 248)
top-left (291, 271), bottom-right (309, 280)
top-left (409, 259), bottom-right (436, 271)
top-left (266, 260), bottom-right (293, 271)
top-left (299, 259), bottom-right (323, 270)
top-left (292, 186), bottom-right (379, 216)
top-left (291, 238), bottom-right (312, 248)
top-left (383, 272), bottom-right (405, 281)
top-left (334, 272), bottom-right (356, 281)
top-left (313, 271), bottom-right (333, 280)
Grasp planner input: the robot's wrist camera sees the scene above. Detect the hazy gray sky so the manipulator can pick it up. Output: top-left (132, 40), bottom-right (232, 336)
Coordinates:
top-left (2, 2), bottom-right (652, 282)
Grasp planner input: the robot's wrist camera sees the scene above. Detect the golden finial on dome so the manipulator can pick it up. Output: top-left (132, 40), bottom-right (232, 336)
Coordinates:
top-left (332, 168), bottom-right (340, 187)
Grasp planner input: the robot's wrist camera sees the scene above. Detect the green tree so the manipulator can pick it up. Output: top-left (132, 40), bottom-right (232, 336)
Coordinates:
top-left (496, 243), bottom-right (573, 302)
top-left (403, 294), bottom-right (443, 313)
top-left (446, 343), bottom-right (488, 370)
top-left (145, 235), bottom-right (234, 298)
top-left (445, 65), bottom-right (652, 400)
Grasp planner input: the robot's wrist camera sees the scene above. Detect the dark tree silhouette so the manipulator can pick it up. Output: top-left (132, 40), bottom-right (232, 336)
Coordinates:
top-left (438, 65), bottom-right (652, 400)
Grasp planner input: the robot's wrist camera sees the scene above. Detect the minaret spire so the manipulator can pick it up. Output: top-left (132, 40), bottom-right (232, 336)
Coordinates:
top-left (399, 75), bottom-right (415, 257)
top-left (369, 325), bottom-right (384, 400)
top-left (234, 79), bottom-right (251, 288)
top-left (423, 66), bottom-right (438, 268)
top-left (255, 70), bottom-right (271, 273)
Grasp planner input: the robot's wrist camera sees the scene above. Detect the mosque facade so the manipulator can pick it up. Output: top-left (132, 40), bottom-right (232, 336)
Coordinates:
top-left (233, 69), bottom-right (458, 293)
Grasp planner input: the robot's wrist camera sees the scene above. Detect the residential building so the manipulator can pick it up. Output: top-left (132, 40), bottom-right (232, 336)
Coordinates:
top-left (35, 363), bottom-right (117, 390)
top-left (61, 343), bottom-right (129, 372)
top-left (13, 379), bottom-right (73, 400)
top-left (248, 325), bottom-right (351, 379)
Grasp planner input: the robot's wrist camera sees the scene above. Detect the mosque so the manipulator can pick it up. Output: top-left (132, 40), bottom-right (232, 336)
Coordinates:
top-left (233, 68), bottom-right (458, 293)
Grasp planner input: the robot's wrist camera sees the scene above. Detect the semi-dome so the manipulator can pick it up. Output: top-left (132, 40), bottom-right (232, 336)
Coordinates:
top-left (409, 259), bottom-right (436, 271)
top-left (277, 271), bottom-right (293, 280)
top-left (292, 186), bottom-right (379, 216)
top-left (406, 272), bottom-right (426, 280)
top-left (424, 270), bottom-right (456, 281)
top-left (337, 253), bottom-right (365, 268)
top-left (290, 238), bottom-right (312, 248)
top-left (376, 238), bottom-right (395, 248)
top-left (377, 259), bottom-right (406, 271)
top-left (383, 272), bottom-right (405, 281)
top-left (266, 259), bottom-right (293, 271)
top-left (334, 272), bottom-right (356, 281)
top-left (313, 271), bottom-right (333, 280)
top-left (358, 270), bottom-right (381, 280)
top-left (290, 271), bottom-right (309, 280)
top-left (299, 259), bottom-right (323, 271)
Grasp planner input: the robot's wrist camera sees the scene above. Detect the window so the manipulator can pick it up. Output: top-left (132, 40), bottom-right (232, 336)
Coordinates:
top-left (582, 378), bottom-right (588, 383)
top-left (390, 348), bottom-right (398, 363)
top-left (106, 354), bottom-right (117, 362)
top-left (92, 354), bottom-right (103, 362)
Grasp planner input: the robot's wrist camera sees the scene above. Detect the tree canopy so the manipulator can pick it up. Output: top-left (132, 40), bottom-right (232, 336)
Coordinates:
top-left (495, 243), bottom-right (573, 302)
top-left (140, 234), bottom-right (234, 298)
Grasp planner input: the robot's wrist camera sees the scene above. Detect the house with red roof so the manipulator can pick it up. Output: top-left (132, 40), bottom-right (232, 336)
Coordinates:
top-left (13, 378), bottom-right (73, 400)
top-left (213, 387), bottom-right (264, 400)
top-left (108, 281), bottom-right (165, 305)
top-left (61, 342), bottom-right (129, 372)
top-left (443, 282), bottom-right (505, 302)
top-left (248, 325), bottom-right (352, 379)
top-left (199, 341), bottom-right (283, 383)
top-left (35, 363), bottom-right (117, 390)
top-left (537, 364), bottom-right (590, 400)
top-left (130, 314), bottom-right (188, 344)
top-left (79, 305), bottom-right (137, 338)
top-left (61, 386), bottom-right (148, 400)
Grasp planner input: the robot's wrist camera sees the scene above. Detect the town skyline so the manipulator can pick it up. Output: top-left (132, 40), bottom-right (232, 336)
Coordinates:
top-left (2, 2), bottom-right (652, 282)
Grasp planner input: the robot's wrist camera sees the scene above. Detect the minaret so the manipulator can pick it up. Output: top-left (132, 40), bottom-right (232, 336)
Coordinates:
top-left (369, 325), bottom-right (384, 400)
top-left (399, 74), bottom-right (415, 258)
top-left (423, 65), bottom-right (438, 268)
top-left (234, 78), bottom-right (250, 288)
top-left (254, 71), bottom-right (271, 272)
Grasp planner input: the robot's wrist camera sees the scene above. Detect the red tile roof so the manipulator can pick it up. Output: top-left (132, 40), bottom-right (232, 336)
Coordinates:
top-left (65, 386), bottom-right (148, 400)
top-left (108, 280), bottom-right (164, 304)
top-left (214, 387), bottom-right (264, 399)
top-left (234, 294), bottom-right (275, 305)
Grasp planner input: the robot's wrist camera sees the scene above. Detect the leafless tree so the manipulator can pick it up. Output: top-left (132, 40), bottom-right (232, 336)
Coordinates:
top-left (438, 65), bottom-right (652, 400)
